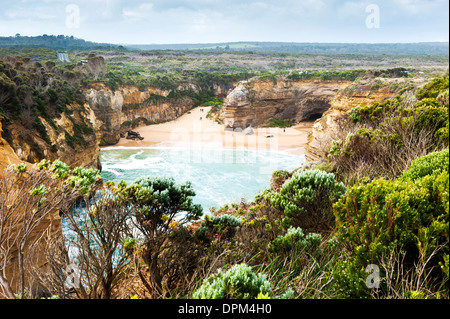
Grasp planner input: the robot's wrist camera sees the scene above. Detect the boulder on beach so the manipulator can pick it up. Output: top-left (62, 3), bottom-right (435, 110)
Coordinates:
top-left (126, 130), bottom-right (144, 140)
top-left (243, 127), bottom-right (255, 135)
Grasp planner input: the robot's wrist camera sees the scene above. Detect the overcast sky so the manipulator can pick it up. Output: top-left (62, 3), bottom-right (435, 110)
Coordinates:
top-left (0, 0), bottom-right (448, 44)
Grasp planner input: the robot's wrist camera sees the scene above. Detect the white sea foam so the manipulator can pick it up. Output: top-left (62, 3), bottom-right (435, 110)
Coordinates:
top-left (100, 147), bottom-right (305, 211)
top-left (101, 167), bottom-right (123, 176)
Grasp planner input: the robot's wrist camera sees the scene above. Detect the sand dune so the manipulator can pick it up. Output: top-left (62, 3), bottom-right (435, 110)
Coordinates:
top-left (113, 107), bottom-right (313, 156)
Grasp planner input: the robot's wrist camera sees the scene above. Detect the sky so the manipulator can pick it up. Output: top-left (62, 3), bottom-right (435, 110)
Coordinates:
top-left (0, 0), bottom-right (448, 44)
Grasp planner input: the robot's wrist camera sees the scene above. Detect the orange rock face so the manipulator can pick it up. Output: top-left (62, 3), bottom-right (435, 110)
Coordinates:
top-left (220, 77), bottom-right (352, 129)
top-left (305, 87), bottom-right (394, 162)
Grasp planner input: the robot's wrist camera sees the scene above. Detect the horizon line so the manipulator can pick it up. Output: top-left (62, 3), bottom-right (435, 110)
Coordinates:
top-left (1, 34), bottom-right (449, 47)
top-left (121, 40), bottom-right (450, 46)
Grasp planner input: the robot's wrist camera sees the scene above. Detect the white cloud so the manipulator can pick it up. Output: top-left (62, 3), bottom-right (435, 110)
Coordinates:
top-left (0, 0), bottom-right (447, 43)
top-left (393, 0), bottom-right (446, 14)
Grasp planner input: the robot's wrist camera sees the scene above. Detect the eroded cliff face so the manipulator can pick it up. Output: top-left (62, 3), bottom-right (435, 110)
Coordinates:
top-left (4, 102), bottom-right (101, 170)
top-left (305, 86), bottom-right (394, 162)
top-left (85, 83), bottom-right (196, 145)
top-left (1, 117), bottom-right (61, 295)
top-left (0, 116), bottom-right (24, 171)
top-left (3, 81), bottom-right (233, 169)
top-left (220, 78), bottom-right (352, 129)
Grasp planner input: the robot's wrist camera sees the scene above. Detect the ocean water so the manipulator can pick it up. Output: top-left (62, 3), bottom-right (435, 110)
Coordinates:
top-left (100, 146), bottom-right (305, 212)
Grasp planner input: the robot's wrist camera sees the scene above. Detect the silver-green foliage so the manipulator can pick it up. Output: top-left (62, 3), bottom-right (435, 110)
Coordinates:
top-left (262, 169), bottom-right (346, 230)
top-left (271, 226), bottom-right (322, 253)
top-left (192, 263), bottom-right (271, 299)
top-left (194, 214), bottom-right (241, 244)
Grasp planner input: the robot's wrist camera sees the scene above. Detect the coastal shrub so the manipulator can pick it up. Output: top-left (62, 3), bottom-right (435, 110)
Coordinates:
top-left (287, 70), bottom-right (364, 82)
top-left (416, 77), bottom-right (449, 100)
top-left (269, 169), bottom-right (291, 192)
top-left (329, 108), bottom-right (448, 182)
top-left (192, 263), bottom-right (272, 299)
top-left (399, 148), bottom-right (449, 182)
top-left (49, 159), bottom-right (70, 179)
top-left (328, 76), bottom-right (449, 183)
top-left (270, 226), bottom-right (322, 254)
top-left (414, 99), bottom-right (448, 140)
top-left (114, 176), bottom-right (203, 294)
top-left (333, 170), bottom-right (449, 298)
top-left (353, 96), bottom-right (404, 124)
top-left (348, 106), bottom-right (361, 123)
top-left (0, 159), bottom-right (102, 299)
top-left (335, 173), bottom-right (449, 264)
top-left (66, 166), bottom-right (102, 195)
top-left (263, 169), bottom-right (346, 232)
top-left (194, 214), bottom-right (241, 245)
top-left (263, 118), bottom-right (293, 128)
top-left (229, 200), bottom-right (286, 265)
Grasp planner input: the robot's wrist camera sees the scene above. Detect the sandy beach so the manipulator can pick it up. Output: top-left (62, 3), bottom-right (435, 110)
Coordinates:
top-left (113, 107), bottom-right (314, 156)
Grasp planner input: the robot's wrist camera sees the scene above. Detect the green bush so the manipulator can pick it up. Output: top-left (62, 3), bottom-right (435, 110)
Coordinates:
top-left (270, 226), bottom-right (322, 254)
top-left (332, 258), bottom-right (374, 298)
top-left (192, 263), bottom-right (272, 299)
top-left (269, 169), bottom-right (291, 192)
top-left (328, 76), bottom-right (449, 181)
top-left (414, 101), bottom-right (449, 141)
top-left (115, 176), bottom-right (203, 292)
top-left (399, 148), bottom-right (449, 182)
top-left (194, 214), bottom-right (241, 244)
top-left (335, 173), bottom-right (448, 263)
top-left (416, 77), bottom-right (449, 100)
top-left (264, 118), bottom-right (293, 128)
top-left (348, 106), bottom-right (361, 123)
top-left (350, 96), bottom-right (404, 124)
top-left (67, 166), bottom-right (101, 195)
top-left (333, 169), bottom-right (449, 297)
top-left (263, 169), bottom-right (346, 232)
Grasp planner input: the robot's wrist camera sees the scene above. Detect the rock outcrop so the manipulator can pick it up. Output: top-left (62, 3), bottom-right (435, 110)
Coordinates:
top-left (2, 81), bottom-right (234, 170)
top-left (0, 116), bottom-right (24, 171)
top-left (126, 130), bottom-right (144, 140)
top-left (4, 102), bottom-right (101, 170)
top-left (305, 86), bottom-right (394, 162)
top-left (85, 83), bottom-right (196, 145)
top-left (220, 77), bottom-right (352, 129)
top-left (1, 117), bottom-right (59, 296)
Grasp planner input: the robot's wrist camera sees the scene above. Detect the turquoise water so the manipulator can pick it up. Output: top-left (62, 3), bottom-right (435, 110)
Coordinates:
top-left (100, 146), bottom-right (305, 212)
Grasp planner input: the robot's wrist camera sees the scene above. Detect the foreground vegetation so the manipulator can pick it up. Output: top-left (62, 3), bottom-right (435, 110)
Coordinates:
top-left (0, 73), bottom-right (448, 299)
top-left (1, 37), bottom-right (449, 299)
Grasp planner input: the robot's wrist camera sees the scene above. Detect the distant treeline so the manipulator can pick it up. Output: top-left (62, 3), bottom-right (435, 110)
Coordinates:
top-left (0, 34), bottom-right (122, 51)
top-left (1, 35), bottom-right (448, 56)
top-left (128, 42), bottom-right (450, 56)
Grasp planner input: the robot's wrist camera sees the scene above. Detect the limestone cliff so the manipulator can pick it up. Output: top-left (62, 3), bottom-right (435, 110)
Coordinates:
top-left (305, 86), bottom-right (394, 162)
top-left (220, 77), bottom-right (352, 129)
top-left (1, 117), bottom-right (59, 295)
top-left (2, 81), bottom-right (232, 169)
top-left (4, 102), bottom-right (101, 170)
top-left (85, 83), bottom-right (196, 145)
top-left (0, 116), bottom-right (24, 171)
